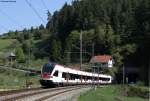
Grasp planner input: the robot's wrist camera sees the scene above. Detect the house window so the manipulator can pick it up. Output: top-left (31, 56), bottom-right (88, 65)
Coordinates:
top-left (101, 63), bottom-right (107, 67)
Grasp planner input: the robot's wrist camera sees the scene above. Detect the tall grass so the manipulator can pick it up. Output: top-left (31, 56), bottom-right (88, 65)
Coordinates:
top-left (0, 67), bottom-right (40, 89)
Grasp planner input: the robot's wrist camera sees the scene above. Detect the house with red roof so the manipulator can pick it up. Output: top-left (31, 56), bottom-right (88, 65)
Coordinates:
top-left (90, 55), bottom-right (113, 68)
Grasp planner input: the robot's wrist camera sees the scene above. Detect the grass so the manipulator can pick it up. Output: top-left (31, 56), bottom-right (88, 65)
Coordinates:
top-left (29, 59), bottom-right (48, 70)
top-left (13, 59), bottom-right (48, 71)
top-left (0, 39), bottom-right (43, 90)
top-left (78, 85), bottom-right (149, 101)
top-left (0, 66), bottom-right (40, 90)
top-left (0, 39), bottom-right (15, 51)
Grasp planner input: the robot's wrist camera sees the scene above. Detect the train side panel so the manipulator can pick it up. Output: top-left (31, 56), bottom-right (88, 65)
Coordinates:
top-left (40, 63), bottom-right (112, 87)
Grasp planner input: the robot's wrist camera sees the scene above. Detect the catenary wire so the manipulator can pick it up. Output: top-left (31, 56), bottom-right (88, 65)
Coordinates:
top-left (41, 0), bottom-right (49, 11)
top-left (0, 9), bottom-right (24, 29)
top-left (25, 0), bottom-right (46, 24)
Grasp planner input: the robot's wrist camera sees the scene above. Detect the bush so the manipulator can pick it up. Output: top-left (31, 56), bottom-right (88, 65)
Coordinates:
top-left (136, 81), bottom-right (145, 86)
top-left (127, 85), bottom-right (149, 99)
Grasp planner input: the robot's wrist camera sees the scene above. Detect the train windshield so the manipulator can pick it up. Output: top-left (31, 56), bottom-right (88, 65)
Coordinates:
top-left (42, 63), bottom-right (55, 73)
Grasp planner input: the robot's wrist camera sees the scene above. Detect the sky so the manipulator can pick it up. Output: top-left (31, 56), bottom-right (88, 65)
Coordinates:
top-left (0, 0), bottom-right (73, 35)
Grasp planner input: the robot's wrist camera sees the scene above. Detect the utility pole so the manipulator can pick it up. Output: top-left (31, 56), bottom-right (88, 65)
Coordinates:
top-left (65, 52), bottom-right (70, 66)
top-left (80, 31), bottom-right (82, 71)
top-left (149, 56), bottom-right (150, 87)
top-left (123, 64), bottom-right (125, 85)
top-left (92, 42), bottom-right (94, 57)
top-left (92, 42), bottom-right (95, 86)
top-left (26, 33), bottom-right (31, 88)
top-left (92, 42), bottom-right (95, 74)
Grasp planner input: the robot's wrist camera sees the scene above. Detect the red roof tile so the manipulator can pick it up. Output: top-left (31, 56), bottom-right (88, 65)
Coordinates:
top-left (90, 55), bottom-right (112, 63)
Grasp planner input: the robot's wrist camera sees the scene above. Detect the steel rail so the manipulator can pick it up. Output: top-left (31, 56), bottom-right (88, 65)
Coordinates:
top-left (35, 86), bottom-right (84, 101)
top-left (0, 87), bottom-right (41, 96)
top-left (1, 85), bottom-right (86, 101)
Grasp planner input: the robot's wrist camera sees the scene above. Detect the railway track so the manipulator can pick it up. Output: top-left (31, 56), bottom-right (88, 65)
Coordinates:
top-left (34, 86), bottom-right (84, 101)
top-left (0, 87), bottom-right (41, 96)
top-left (0, 85), bottom-right (89, 101)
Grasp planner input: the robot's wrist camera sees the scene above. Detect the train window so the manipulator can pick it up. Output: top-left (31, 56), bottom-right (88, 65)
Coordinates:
top-left (87, 76), bottom-right (90, 80)
top-left (99, 77), bottom-right (103, 80)
top-left (75, 74), bottom-right (78, 79)
top-left (79, 75), bottom-right (81, 79)
top-left (78, 75), bottom-right (80, 79)
top-left (70, 73), bottom-right (75, 80)
top-left (83, 76), bottom-right (87, 81)
top-left (75, 74), bottom-right (79, 79)
top-left (83, 76), bottom-right (85, 80)
top-left (66, 73), bottom-right (70, 80)
top-left (42, 63), bottom-right (54, 73)
top-left (87, 76), bottom-right (92, 80)
top-left (105, 78), bottom-right (110, 81)
top-left (70, 73), bottom-right (72, 79)
top-left (53, 71), bottom-right (58, 77)
top-left (84, 76), bottom-right (88, 81)
top-left (62, 72), bottom-right (67, 78)
top-left (100, 77), bottom-right (110, 81)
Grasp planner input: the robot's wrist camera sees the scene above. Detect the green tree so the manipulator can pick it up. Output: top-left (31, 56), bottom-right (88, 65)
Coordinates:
top-left (16, 47), bottom-right (25, 63)
top-left (63, 30), bottom-right (81, 64)
top-left (23, 29), bottom-right (30, 40)
top-left (50, 39), bottom-right (61, 62)
top-left (39, 24), bottom-right (45, 30)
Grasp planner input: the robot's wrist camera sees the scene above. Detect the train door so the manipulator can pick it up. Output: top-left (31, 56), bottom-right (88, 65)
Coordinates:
top-left (62, 72), bottom-right (67, 84)
top-left (80, 75), bottom-right (83, 84)
top-left (53, 70), bottom-right (59, 83)
top-left (58, 71), bottom-right (63, 83)
top-left (66, 73), bottom-right (70, 85)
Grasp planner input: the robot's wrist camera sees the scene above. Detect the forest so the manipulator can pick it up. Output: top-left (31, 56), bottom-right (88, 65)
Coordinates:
top-left (0, 0), bottom-right (149, 85)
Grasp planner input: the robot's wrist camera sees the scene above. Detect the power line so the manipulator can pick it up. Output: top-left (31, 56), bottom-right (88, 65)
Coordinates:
top-left (0, 0), bottom-right (16, 3)
top-left (41, 0), bottom-right (49, 11)
top-left (25, 0), bottom-right (46, 24)
top-left (0, 9), bottom-right (23, 29)
top-left (0, 9), bottom-right (24, 29)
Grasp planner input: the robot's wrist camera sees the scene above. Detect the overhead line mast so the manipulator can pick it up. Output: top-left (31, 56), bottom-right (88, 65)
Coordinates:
top-left (80, 31), bottom-right (82, 71)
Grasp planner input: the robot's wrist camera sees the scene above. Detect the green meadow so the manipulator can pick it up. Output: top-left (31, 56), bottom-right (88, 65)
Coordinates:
top-left (78, 85), bottom-right (149, 101)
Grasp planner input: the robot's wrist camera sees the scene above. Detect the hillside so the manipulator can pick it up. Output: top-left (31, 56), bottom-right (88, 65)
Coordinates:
top-left (0, 0), bottom-right (149, 85)
top-left (0, 38), bottom-right (47, 69)
top-left (0, 39), bottom-right (16, 52)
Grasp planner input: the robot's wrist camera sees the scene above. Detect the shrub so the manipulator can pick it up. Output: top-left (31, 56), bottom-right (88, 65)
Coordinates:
top-left (127, 85), bottom-right (149, 99)
top-left (136, 81), bottom-right (145, 86)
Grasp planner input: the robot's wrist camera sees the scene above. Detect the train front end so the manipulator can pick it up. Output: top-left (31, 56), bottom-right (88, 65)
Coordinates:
top-left (40, 62), bottom-right (55, 87)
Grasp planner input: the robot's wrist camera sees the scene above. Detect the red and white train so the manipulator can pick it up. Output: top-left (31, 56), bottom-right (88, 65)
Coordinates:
top-left (40, 62), bottom-right (112, 87)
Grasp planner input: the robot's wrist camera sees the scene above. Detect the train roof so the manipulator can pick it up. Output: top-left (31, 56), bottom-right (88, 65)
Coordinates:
top-left (55, 64), bottom-right (111, 77)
